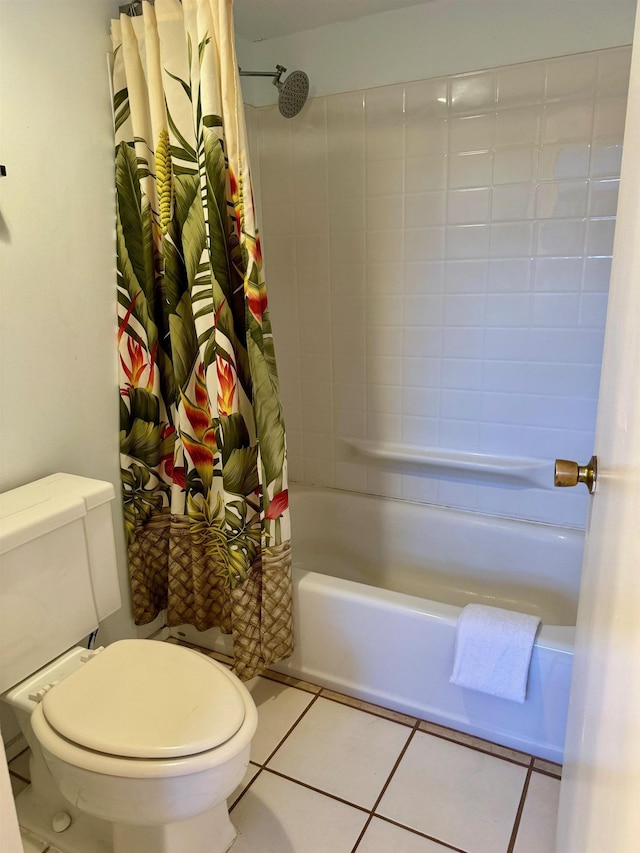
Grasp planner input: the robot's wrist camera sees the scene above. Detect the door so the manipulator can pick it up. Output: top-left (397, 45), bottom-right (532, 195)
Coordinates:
top-left (555, 7), bottom-right (640, 851)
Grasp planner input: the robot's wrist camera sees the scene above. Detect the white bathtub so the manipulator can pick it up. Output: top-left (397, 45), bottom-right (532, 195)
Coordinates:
top-left (176, 484), bottom-right (583, 763)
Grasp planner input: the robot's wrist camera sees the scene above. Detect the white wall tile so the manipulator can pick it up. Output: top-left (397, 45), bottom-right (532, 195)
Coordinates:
top-left (446, 224), bottom-right (490, 259)
top-left (490, 221), bottom-right (535, 258)
top-left (405, 117), bottom-right (449, 157)
top-left (366, 195), bottom-right (404, 231)
top-left (403, 327), bottom-right (442, 358)
top-left (589, 179), bottom-right (620, 217)
top-left (583, 256), bottom-right (612, 291)
top-left (402, 415), bottom-right (440, 445)
top-left (537, 218), bottom-right (586, 256)
top-left (367, 262), bottom-right (404, 294)
top-left (493, 146), bottom-right (538, 185)
top-left (590, 140), bottom-right (623, 177)
top-left (404, 261), bottom-right (445, 294)
top-left (497, 61), bottom-right (546, 107)
top-left (256, 47), bottom-right (625, 525)
top-left (403, 294), bottom-right (444, 326)
top-left (445, 260), bottom-right (488, 292)
top-left (449, 114), bottom-right (494, 152)
top-left (532, 294), bottom-right (581, 328)
top-left (587, 217), bottom-right (617, 256)
top-left (449, 151), bottom-right (492, 188)
top-left (492, 184), bottom-right (536, 221)
top-left (405, 191), bottom-right (447, 227)
top-left (486, 293), bottom-right (531, 327)
top-left (536, 181), bottom-right (589, 219)
top-left (534, 257), bottom-right (584, 292)
top-left (367, 159), bottom-right (404, 195)
top-left (406, 154), bottom-right (448, 193)
top-left (447, 188), bottom-right (491, 224)
top-left (441, 327), bottom-right (485, 358)
top-left (538, 142), bottom-right (591, 180)
top-left (546, 53), bottom-right (599, 100)
top-left (366, 229), bottom-right (404, 263)
top-left (495, 106), bottom-right (541, 147)
top-left (450, 71), bottom-right (496, 112)
top-left (593, 95), bottom-right (628, 139)
top-left (488, 258), bottom-right (532, 292)
top-left (405, 78), bottom-right (449, 121)
top-left (326, 91), bottom-right (365, 131)
top-left (404, 226), bottom-right (446, 262)
top-left (597, 47), bottom-right (632, 97)
top-left (543, 100), bottom-right (594, 143)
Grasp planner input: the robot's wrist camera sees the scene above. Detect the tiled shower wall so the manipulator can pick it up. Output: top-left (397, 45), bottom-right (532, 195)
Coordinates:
top-left (253, 47), bottom-right (631, 528)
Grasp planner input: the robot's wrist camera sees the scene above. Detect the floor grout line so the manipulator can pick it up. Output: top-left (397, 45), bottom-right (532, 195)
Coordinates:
top-left (506, 760), bottom-right (534, 853)
top-left (369, 814), bottom-right (471, 853)
top-left (230, 693), bottom-right (321, 812)
top-left (350, 719), bottom-right (420, 853)
top-left (252, 766), bottom-right (372, 814)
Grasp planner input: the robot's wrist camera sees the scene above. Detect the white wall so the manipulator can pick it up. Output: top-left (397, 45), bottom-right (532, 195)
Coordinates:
top-left (0, 0), bottom-right (147, 689)
top-left (240, 1), bottom-right (636, 106)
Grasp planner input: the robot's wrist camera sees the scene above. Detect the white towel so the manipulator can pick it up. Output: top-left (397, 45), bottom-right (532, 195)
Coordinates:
top-left (450, 604), bottom-right (541, 703)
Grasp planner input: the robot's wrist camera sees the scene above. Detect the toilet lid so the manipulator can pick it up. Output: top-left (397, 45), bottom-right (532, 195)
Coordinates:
top-left (40, 640), bottom-right (246, 759)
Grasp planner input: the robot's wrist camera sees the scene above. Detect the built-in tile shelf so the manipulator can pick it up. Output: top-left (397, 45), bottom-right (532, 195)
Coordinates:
top-left (342, 438), bottom-right (552, 488)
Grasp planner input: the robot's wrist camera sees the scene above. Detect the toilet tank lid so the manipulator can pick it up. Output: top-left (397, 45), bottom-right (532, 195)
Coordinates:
top-left (0, 474), bottom-right (115, 555)
top-left (40, 640), bottom-right (246, 759)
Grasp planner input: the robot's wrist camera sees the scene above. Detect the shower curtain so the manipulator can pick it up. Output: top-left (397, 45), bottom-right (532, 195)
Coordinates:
top-left (111, 0), bottom-right (293, 679)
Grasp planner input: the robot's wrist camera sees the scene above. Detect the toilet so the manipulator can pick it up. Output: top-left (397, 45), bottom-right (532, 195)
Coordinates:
top-left (0, 473), bottom-right (258, 853)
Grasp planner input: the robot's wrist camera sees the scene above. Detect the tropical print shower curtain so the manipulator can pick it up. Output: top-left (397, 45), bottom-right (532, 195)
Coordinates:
top-left (111, 0), bottom-right (293, 679)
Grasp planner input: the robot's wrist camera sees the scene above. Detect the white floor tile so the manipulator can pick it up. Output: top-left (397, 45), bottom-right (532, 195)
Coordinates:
top-left (10, 773), bottom-right (28, 797)
top-left (245, 676), bottom-right (316, 764)
top-left (357, 817), bottom-right (453, 852)
top-left (19, 828), bottom-right (48, 852)
top-left (266, 697), bottom-right (412, 808)
top-left (513, 772), bottom-right (561, 853)
top-left (231, 770), bottom-right (367, 853)
top-left (377, 731), bottom-right (527, 853)
top-left (9, 749), bottom-right (31, 780)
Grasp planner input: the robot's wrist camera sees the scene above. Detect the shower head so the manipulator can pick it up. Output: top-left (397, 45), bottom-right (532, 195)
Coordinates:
top-left (275, 68), bottom-right (309, 118)
top-left (239, 64), bottom-right (309, 118)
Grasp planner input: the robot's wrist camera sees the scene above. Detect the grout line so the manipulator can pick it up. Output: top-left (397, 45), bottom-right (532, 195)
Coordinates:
top-left (533, 766), bottom-right (562, 780)
top-left (506, 760), bottom-right (534, 853)
top-left (318, 688), bottom-right (418, 728)
top-left (257, 692), bottom-right (321, 768)
top-left (229, 765), bottom-right (264, 813)
top-left (416, 724), bottom-right (532, 768)
top-left (369, 814), bottom-right (471, 853)
top-left (9, 769), bottom-right (30, 785)
top-left (258, 669), bottom-right (321, 696)
top-left (258, 766), bottom-right (371, 814)
top-left (350, 719), bottom-right (419, 852)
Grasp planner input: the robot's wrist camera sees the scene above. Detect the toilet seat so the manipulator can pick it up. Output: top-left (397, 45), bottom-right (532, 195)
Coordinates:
top-left (40, 640), bottom-right (246, 759)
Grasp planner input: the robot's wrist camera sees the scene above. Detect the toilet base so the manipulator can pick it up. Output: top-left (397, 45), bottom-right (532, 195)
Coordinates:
top-left (113, 800), bottom-right (236, 853)
top-left (16, 785), bottom-right (238, 853)
top-left (15, 785), bottom-right (112, 853)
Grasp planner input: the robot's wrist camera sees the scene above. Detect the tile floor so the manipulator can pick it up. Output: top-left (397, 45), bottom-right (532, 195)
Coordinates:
top-left (9, 644), bottom-right (562, 853)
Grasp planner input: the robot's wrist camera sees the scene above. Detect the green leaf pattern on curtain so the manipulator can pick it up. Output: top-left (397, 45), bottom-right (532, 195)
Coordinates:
top-left (111, 0), bottom-right (293, 679)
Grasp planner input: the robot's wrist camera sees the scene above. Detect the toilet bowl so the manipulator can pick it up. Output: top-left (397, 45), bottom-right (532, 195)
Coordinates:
top-left (0, 475), bottom-right (260, 853)
top-left (7, 639), bottom-right (258, 853)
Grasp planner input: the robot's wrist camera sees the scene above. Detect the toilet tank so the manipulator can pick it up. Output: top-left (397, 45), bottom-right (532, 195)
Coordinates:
top-left (0, 474), bottom-right (122, 693)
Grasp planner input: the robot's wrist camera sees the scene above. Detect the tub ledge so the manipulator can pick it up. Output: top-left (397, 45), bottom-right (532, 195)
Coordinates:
top-left (342, 439), bottom-right (552, 489)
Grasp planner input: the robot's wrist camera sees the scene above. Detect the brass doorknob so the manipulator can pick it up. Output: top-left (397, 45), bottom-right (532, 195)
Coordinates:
top-left (554, 455), bottom-right (597, 494)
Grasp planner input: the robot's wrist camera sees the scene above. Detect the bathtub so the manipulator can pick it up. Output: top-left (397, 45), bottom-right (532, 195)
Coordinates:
top-left (175, 484), bottom-right (583, 763)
